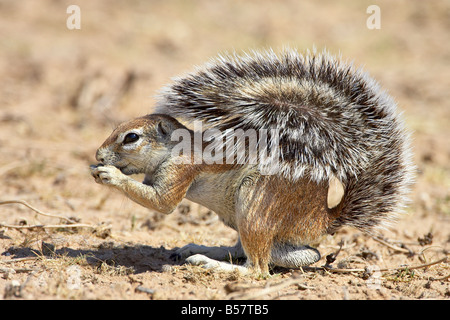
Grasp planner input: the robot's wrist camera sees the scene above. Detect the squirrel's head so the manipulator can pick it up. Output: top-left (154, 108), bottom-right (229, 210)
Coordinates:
top-left (95, 114), bottom-right (186, 175)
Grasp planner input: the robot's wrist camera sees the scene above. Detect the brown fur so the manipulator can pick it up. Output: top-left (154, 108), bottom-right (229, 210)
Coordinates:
top-left (236, 175), bottom-right (335, 273)
top-left (92, 114), bottom-right (337, 274)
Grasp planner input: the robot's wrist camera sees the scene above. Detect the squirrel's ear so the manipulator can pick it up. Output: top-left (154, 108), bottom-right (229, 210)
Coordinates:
top-left (156, 119), bottom-right (172, 140)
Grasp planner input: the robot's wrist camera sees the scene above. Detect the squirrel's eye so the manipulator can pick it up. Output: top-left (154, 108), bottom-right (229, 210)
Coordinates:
top-left (123, 132), bottom-right (139, 145)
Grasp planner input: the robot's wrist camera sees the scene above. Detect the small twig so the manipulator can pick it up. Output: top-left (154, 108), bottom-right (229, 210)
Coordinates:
top-left (372, 237), bottom-right (412, 254)
top-left (0, 199), bottom-right (98, 231)
top-left (305, 257), bottom-right (448, 274)
top-left (302, 265), bottom-right (365, 273)
top-left (430, 273), bottom-right (450, 281)
top-left (0, 267), bottom-right (36, 274)
top-left (229, 277), bottom-right (314, 300)
top-left (1, 257), bottom-right (40, 264)
top-left (0, 222), bottom-right (94, 230)
top-left (0, 200), bottom-right (78, 224)
top-left (325, 239), bottom-right (344, 267)
top-left (419, 246), bottom-right (447, 259)
top-left (400, 257), bottom-right (447, 272)
top-left (325, 267), bottom-right (365, 273)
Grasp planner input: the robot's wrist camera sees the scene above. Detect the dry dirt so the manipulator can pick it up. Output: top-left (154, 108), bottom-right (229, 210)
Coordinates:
top-left (0, 0), bottom-right (449, 300)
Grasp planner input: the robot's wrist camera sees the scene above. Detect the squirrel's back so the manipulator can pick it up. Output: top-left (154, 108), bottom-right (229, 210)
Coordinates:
top-left (156, 48), bottom-right (415, 234)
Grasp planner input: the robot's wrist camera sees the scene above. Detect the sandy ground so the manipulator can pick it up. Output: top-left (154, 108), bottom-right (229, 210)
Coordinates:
top-left (0, 0), bottom-right (449, 300)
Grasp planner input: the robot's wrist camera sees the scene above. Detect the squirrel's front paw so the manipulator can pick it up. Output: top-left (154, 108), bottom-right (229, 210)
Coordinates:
top-left (90, 165), bottom-right (125, 186)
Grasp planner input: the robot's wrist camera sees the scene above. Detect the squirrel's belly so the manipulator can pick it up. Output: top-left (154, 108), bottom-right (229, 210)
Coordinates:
top-left (185, 169), bottom-right (246, 229)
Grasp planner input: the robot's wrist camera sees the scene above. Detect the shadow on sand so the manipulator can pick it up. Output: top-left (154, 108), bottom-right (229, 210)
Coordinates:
top-left (3, 242), bottom-right (181, 274)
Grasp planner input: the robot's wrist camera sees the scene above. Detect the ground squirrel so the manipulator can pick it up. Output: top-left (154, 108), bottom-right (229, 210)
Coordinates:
top-left (90, 48), bottom-right (415, 275)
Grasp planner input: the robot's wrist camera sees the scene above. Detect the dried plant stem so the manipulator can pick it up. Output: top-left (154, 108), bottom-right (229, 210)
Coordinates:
top-left (304, 256), bottom-right (448, 274)
top-left (0, 222), bottom-right (94, 230)
top-left (0, 267), bottom-right (36, 274)
top-left (1, 257), bottom-right (40, 264)
top-left (400, 257), bottom-right (447, 272)
top-left (430, 273), bottom-right (450, 281)
top-left (0, 200), bottom-right (78, 224)
top-left (0, 199), bottom-right (95, 230)
top-left (372, 237), bottom-right (411, 254)
top-left (229, 276), bottom-right (314, 300)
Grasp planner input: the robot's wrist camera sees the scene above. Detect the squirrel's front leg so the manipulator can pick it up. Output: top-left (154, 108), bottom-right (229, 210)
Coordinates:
top-left (90, 164), bottom-right (188, 214)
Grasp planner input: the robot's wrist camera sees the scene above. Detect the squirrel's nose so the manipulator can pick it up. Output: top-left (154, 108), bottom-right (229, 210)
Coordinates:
top-left (96, 149), bottom-right (105, 163)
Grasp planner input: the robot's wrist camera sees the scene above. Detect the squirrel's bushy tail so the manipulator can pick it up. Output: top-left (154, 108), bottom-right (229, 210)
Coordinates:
top-left (328, 118), bottom-right (414, 234)
top-left (156, 48), bottom-right (415, 234)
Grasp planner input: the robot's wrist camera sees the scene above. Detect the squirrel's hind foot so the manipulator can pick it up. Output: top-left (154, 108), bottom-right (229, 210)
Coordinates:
top-left (186, 254), bottom-right (250, 274)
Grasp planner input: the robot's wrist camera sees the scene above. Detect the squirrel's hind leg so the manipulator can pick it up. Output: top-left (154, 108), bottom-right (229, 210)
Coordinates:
top-left (182, 244), bottom-right (321, 275)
